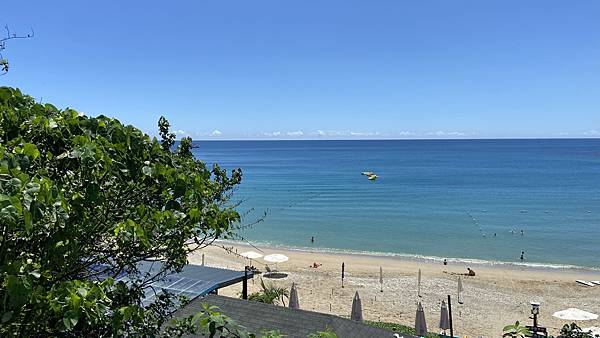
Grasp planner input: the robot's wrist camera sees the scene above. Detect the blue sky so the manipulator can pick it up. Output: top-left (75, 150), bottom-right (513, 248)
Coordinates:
top-left (2, 1), bottom-right (600, 139)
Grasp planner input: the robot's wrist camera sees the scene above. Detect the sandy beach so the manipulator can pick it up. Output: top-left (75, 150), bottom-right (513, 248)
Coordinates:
top-left (189, 242), bottom-right (600, 337)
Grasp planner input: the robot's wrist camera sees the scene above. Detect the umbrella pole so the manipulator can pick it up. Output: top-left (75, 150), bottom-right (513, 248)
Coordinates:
top-left (448, 295), bottom-right (454, 338)
top-left (242, 267), bottom-right (248, 300)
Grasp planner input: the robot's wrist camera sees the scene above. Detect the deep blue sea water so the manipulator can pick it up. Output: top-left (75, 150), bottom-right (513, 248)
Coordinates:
top-left (192, 139), bottom-right (600, 269)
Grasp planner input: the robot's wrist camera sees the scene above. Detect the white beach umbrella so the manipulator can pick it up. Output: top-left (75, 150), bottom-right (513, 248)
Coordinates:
top-left (240, 251), bottom-right (263, 259)
top-left (553, 308), bottom-right (598, 321)
top-left (289, 283), bottom-right (300, 309)
top-left (263, 254), bottom-right (289, 263)
top-left (415, 302), bottom-right (428, 337)
top-left (264, 253), bottom-right (289, 271)
top-left (350, 291), bottom-right (363, 321)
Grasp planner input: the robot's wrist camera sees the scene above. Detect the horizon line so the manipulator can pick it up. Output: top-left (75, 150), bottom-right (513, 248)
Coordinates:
top-left (182, 136), bottom-right (600, 141)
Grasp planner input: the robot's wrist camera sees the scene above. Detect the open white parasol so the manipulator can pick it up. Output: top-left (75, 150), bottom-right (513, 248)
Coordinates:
top-left (553, 308), bottom-right (598, 321)
top-left (264, 254), bottom-right (289, 263)
top-left (240, 251), bottom-right (263, 259)
top-left (263, 253), bottom-right (289, 272)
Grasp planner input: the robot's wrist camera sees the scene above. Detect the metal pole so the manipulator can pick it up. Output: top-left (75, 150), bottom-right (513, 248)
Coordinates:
top-left (242, 266), bottom-right (248, 300)
top-left (202, 253), bottom-right (205, 266)
top-left (448, 295), bottom-right (454, 338)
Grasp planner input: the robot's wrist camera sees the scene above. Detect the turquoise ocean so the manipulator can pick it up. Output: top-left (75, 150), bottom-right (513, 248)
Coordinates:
top-left (192, 139), bottom-right (600, 269)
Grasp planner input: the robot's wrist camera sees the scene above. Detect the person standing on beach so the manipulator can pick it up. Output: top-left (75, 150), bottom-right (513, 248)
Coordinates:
top-left (520, 251), bottom-right (524, 261)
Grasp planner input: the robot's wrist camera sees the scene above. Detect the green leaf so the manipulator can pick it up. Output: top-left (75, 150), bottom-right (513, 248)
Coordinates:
top-left (69, 149), bottom-right (83, 159)
top-left (63, 310), bottom-right (79, 330)
top-left (1, 311), bottom-right (12, 323)
top-left (142, 165), bottom-right (153, 176)
top-left (77, 287), bottom-right (88, 298)
top-left (25, 182), bottom-right (41, 194)
top-left (21, 143), bottom-right (40, 160)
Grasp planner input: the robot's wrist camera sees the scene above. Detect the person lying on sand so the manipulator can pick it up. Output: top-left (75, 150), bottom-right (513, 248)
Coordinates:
top-left (310, 262), bottom-right (323, 268)
top-left (447, 268), bottom-right (476, 276)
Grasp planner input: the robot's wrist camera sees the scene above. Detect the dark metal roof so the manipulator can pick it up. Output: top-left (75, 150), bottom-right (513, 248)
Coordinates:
top-left (135, 262), bottom-right (253, 306)
top-left (174, 294), bottom-right (410, 338)
top-left (91, 261), bottom-right (252, 306)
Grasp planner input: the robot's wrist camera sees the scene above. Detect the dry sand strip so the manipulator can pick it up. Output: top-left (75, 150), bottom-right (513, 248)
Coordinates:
top-left (188, 243), bottom-right (600, 337)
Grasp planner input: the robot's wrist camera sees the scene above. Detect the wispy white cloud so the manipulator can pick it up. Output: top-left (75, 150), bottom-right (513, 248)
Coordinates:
top-left (350, 131), bottom-right (380, 137)
top-left (583, 129), bottom-right (600, 136)
top-left (211, 129), bottom-right (222, 137)
top-left (173, 129), bottom-right (192, 138)
top-left (286, 130), bottom-right (304, 137)
top-left (260, 131), bottom-right (282, 137)
top-left (426, 130), bottom-right (468, 137)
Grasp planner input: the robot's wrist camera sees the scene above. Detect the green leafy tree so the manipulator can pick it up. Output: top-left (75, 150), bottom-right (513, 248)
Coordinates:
top-left (0, 86), bottom-right (246, 336)
top-left (307, 327), bottom-right (337, 338)
top-left (0, 26), bottom-right (34, 75)
top-left (558, 323), bottom-right (597, 338)
top-left (246, 278), bottom-right (289, 305)
top-left (503, 321), bottom-right (532, 338)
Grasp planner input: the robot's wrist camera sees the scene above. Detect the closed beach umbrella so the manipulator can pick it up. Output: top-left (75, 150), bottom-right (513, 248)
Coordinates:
top-left (415, 302), bottom-right (428, 337)
top-left (341, 262), bottom-right (345, 288)
top-left (379, 266), bottom-right (383, 292)
top-left (553, 308), bottom-right (598, 321)
top-left (457, 276), bottom-right (463, 303)
top-left (417, 269), bottom-right (422, 297)
top-left (289, 283), bottom-right (300, 309)
top-left (439, 300), bottom-right (450, 332)
top-left (350, 291), bottom-right (363, 321)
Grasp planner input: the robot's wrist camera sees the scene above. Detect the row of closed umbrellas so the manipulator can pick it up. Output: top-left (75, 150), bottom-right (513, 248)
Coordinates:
top-left (287, 283), bottom-right (450, 337)
top-left (240, 255), bottom-right (599, 336)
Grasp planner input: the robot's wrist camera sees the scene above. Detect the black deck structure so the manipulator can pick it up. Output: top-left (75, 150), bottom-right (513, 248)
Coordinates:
top-left (174, 294), bottom-right (409, 338)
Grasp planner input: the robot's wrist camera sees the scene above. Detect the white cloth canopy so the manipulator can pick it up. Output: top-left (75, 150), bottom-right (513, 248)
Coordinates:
top-left (264, 254), bottom-right (289, 263)
top-left (553, 308), bottom-right (598, 321)
top-left (240, 251), bottom-right (263, 259)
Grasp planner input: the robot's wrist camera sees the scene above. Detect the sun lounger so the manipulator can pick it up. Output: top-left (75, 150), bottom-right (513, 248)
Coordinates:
top-left (576, 280), bottom-right (595, 287)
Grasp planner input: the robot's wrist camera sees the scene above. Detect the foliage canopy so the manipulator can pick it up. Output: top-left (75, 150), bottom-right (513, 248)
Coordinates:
top-left (0, 86), bottom-right (245, 336)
